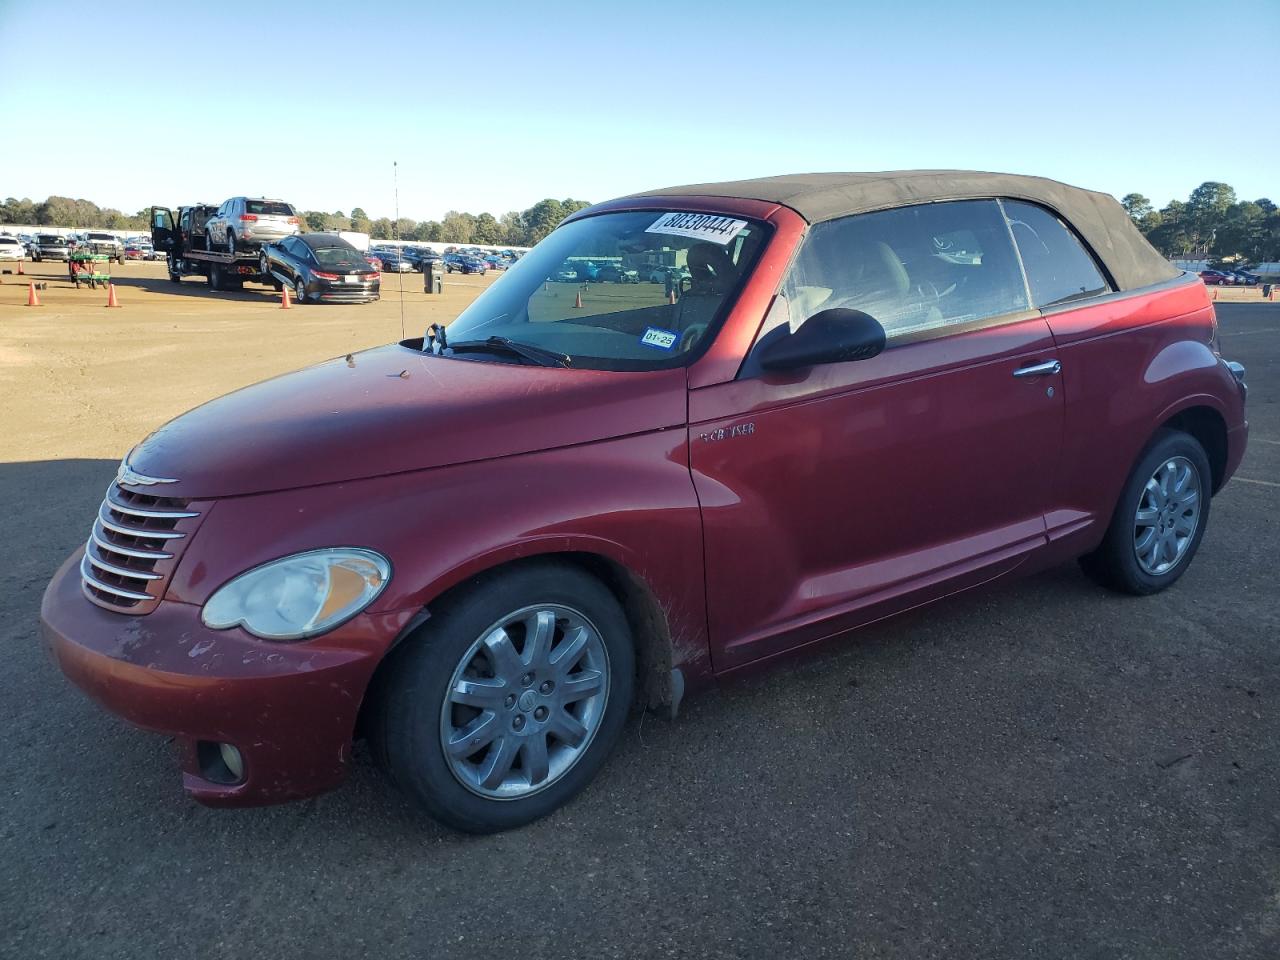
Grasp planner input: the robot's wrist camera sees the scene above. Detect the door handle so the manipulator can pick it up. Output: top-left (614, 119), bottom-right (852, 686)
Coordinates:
top-left (1013, 360), bottom-right (1061, 378)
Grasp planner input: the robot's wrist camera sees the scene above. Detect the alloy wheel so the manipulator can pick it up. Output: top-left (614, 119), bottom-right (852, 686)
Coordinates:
top-left (1134, 455), bottom-right (1201, 575)
top-left (440, 603), bottom-right (610, 800)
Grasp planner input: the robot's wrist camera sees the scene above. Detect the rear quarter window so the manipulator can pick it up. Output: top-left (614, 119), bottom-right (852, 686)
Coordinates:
top-left (1002, 200), bottom-right (1110, 307)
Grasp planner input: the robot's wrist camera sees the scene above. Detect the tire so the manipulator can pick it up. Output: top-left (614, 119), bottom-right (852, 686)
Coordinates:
top-left (294, 277), bottom-right (306, 304)
top-left (1079, 429), bottom-right (1212, 595)
top-left (226, 231), bottom-right (237, 255)
top-left (205, 231), bottom-right (215, 253)
top-left (208, 264), bottom-right (222, 291)
top-left (372, 562), bottom-right (635, 833)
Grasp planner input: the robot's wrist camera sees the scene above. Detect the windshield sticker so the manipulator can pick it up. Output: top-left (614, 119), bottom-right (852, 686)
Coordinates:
top-left (640, 327), bottom-right (678, 350)
top-left (645, 212), bottom-right (747, 245)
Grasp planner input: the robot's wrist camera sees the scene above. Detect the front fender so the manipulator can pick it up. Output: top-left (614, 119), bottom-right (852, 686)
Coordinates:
top-left (165, 429), bottom-right (708, 672)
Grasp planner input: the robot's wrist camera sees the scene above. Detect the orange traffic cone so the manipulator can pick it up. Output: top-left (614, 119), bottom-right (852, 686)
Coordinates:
top-left (16, 259), bottom-right (24, 275)
top-left (1212, 287), bottom-right (1217, 300)
top-left (573, 290), bottom-right (583, 309)
top-left (105, 283), bottom-right (121, 307)
top-left (280, 285), bottom-right (292, 309)
top-left (26, 282), bottom-right (41, 307)
top-left (668, 289), bottom-right (677, 305)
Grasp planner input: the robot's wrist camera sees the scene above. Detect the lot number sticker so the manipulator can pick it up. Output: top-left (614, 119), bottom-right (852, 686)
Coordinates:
top-left (640, 327), bottom-right (679, 350)
top-left (646, 212), bottom-right (747, 245)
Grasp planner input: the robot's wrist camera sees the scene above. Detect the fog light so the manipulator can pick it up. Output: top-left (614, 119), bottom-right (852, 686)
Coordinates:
top-left (218, 743), bottom-right (245, 781)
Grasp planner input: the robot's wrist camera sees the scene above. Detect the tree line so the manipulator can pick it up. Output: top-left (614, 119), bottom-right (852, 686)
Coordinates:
top-left (300, 198), bottom-right (591, 247)
top-left (0, 194), bottom-right (592, 248)
top-left (1122, 182), bottom-right (1278, 264)
top-left (6, 182), bottom-right (1276, 263)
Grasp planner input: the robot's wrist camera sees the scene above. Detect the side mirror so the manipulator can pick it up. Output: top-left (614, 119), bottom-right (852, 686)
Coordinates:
top-left (759, 308), bottom-right (887, 371)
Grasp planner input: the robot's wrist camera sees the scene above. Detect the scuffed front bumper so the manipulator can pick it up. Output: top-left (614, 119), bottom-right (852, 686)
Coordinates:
top-left (40, 549), bottom-right (415, 807)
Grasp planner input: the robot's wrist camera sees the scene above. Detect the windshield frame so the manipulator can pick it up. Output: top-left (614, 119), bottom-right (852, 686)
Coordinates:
top-left (435, 208), bottom-right (774, 373)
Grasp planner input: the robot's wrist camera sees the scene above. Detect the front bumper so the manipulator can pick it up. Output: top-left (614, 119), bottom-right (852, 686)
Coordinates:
top-left (40, 549), bottom-right (414, 807)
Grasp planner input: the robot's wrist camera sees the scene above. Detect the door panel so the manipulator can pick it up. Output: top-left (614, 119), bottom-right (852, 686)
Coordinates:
top-left (150, 207), bottom-right (175, 252)
top-left (691, 315), bottom-right (1063, 670)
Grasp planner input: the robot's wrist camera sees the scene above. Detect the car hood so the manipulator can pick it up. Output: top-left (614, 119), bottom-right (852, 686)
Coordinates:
top-left (127, 343), bottom-right (688, 499)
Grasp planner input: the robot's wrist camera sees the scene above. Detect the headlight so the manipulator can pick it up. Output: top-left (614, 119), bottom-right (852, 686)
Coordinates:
top-left (201, 548), bottom-right (391, 641)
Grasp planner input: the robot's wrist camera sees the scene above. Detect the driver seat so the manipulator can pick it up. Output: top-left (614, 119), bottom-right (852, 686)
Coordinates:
top-left (675, 243), bottom-right (735, 350)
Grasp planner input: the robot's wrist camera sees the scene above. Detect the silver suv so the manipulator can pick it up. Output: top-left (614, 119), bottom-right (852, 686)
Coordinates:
top-left (204, 197), bottom-right (300, 253)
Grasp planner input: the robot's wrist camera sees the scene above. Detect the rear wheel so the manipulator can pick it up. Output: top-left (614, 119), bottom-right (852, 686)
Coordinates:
top-left (226, 231), bottom-right (237, 255)
top-left (294, 277), bottom-right (306, 304)
top-left (372, 563), bottom-right (634, 833)
top-left (1079, 429), bottom-right (1211, 595)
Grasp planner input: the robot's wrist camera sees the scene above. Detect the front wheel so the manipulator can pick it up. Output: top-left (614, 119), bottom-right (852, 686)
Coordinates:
top-left (372, 563), bottom-right (634, 833)
top-left (1079, 429), bottom-right (1212, 595)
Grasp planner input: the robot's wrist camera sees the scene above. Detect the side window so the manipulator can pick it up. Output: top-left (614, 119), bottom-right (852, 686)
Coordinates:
top-left (777, 199), bottom-right (1030, 343)
top-left (1002, 200), bottom-right (1110, 307)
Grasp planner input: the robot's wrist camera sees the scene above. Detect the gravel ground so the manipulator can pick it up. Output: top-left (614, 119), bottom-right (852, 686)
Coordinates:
top-left (1, 293), bottom-right (1276, 959)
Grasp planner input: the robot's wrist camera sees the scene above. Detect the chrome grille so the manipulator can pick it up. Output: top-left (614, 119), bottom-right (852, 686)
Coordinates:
top-left (81, 484), bottom-right (207, 613)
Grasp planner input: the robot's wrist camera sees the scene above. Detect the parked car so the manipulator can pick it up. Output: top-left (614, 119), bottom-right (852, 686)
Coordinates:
top-left (1199, 270), bottom-right (1234, 285)
top-left (79, 231), bottom-right (126, 263)
top-left (483, 255), bottom-right (508, 270)
top-left (373, 249), bottom-right (415, 273)
top-left (259, 233), bottom-right (380, 304)
top-left (124, 242), bottom-right (148, 260)
top-left (553, 265), bottom-right (578, 282)
top-left (205, 197), bottom-right (301, 253)
top-left (648, 265), bottom-right (691, 284)
top-left (41, 171), bottom-right (1248, 834)
top-left (445, 254), bottom-right (487, 274)
top-left (366, 254), bottom-right (383, 271)
top-left (414, 250), bottom-right (443, 272)
top-left (1229, 271), bottom-right (1260, 286)
top-left (596, 263), bottom-right (639, 283)
top-left (0, 235), bottom-right (24, 260)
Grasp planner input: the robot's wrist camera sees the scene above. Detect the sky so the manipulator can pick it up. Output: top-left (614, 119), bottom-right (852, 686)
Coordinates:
top-left (0, 0), bottom-right (1276, 222)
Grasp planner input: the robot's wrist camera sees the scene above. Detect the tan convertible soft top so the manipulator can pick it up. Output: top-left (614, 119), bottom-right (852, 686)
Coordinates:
top-left (621, 170), bottom-right (1179, 292)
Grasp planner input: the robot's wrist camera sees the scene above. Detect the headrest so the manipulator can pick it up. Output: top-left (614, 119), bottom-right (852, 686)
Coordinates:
top-left (686, 243), bottom-right (733, 288)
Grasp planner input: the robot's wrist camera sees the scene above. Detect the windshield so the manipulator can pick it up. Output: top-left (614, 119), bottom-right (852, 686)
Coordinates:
top-left (440, 210), bottom-right (768, 370)
top-left (311, 244), bottom-right (370, 270)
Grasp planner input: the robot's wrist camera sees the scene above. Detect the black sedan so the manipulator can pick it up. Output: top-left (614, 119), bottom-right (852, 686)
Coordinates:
top-left (260, 234), bottom-right (380, 304)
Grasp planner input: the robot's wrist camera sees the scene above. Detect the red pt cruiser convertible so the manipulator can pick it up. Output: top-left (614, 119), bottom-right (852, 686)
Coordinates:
top-left (42, 172), bottom-right (1249, 832)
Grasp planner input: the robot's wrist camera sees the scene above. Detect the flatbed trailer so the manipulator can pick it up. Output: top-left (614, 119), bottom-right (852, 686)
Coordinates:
top-left (166, 247), bottom-right (278, 291)
top-left (150, 205), bottom-right (282, 293)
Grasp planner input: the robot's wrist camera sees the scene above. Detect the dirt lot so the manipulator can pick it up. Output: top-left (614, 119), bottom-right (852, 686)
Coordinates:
top-left (0, 258), bottom-right (494, 463)
top-left (1, 271), bottom-right (1279, 959)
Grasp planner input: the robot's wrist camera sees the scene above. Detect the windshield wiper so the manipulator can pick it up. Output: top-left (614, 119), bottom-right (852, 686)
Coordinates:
top-left (447, 336), bottom-right (572, 368)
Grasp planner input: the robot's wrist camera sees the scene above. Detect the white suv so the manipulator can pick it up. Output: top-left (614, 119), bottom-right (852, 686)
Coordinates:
top-left (204, 197), bottom-right (301, 253)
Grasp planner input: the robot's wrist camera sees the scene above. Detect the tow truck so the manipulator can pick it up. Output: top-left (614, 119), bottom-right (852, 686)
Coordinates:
top-left (150, 205), bottom-right (282, 292)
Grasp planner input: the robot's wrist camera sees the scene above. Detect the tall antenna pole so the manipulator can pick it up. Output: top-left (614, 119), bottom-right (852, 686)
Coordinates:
top-left (394, 160), bottom-right (405, 340)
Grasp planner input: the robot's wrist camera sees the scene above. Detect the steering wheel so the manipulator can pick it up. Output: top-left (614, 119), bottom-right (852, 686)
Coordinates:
top-left (680, 323), bottom-right (708, 352)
